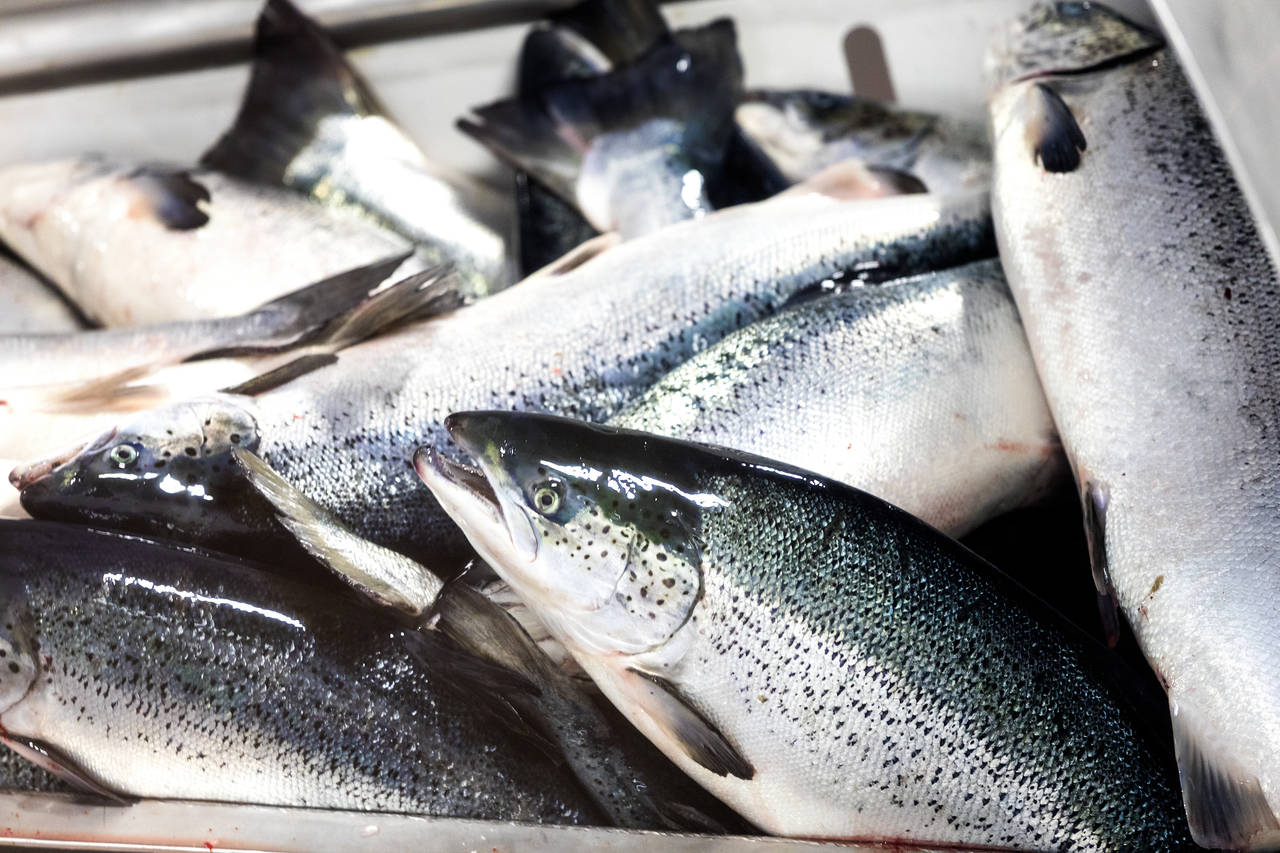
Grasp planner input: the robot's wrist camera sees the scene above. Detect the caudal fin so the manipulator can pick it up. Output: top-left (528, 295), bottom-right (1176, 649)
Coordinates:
top-left (203, 257), bottom-right (464, 361)
top-left (460, 19), bottom-right (744, 212)
top-left (201, 0), bottom-right (386, 183)
top-left (546, 0), bottom-right (669, 67)
top-left (1172, 702), bottom-right (1280, 849)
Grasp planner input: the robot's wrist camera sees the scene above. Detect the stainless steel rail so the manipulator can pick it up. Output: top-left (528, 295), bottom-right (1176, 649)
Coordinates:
top-left (0, 792), bottom-right (926, 852)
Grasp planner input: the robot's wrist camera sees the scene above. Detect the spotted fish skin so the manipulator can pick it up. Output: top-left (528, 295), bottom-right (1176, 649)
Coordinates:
top-left (612, 259), bottom-right (1063, 536)
top-left (19, 191), bottom-right (994, 568)
top-left (0, 519), bottom-right (600, 823)
top-left (988, 4), bottom-right (1280, 847)
top-left (424, 412), bottom-right (1195, 850)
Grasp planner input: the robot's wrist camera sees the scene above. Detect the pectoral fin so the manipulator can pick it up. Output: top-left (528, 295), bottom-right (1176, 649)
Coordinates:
top-left (1025, 82), bottom-right (1086, 173)
top-left (626, 667), bottom-right (754, 780)
top-left (232, 448), bottom-right (440, 613)
top-left (220, 353), bottom-right (337, 396)
top-left (1173, 704), bottom-right (1280, 849)
top-left (1080, 478), bottom-right (1120, 647)
top-left (0, 734), bottom-right (132, 804)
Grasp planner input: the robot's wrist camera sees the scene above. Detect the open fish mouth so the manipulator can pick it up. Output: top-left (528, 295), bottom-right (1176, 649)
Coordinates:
top-left (8, 426), bottom-right (117, 491)
top-left (413, 445), bottom-right (502, 523)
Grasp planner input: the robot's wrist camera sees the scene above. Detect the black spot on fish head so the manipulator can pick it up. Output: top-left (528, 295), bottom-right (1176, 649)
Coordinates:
top-left (19, 395), bottom-right (279, 557)
top-left (444, 411), bottom-right (711, 655)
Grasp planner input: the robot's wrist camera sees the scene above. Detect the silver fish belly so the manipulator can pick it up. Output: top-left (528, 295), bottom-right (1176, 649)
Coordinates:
top-left (0, 158), bottom-right (410, 326)
top-left (0, 253), bottom-right (83, 334)
top-left (612, 259), bottom-right (1062, 536)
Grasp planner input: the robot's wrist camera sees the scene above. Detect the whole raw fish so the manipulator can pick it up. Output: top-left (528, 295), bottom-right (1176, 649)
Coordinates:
top-left (988, 3), bottom-right (1280, 847)
top-left (417, 411), bottom-right (1194, 850)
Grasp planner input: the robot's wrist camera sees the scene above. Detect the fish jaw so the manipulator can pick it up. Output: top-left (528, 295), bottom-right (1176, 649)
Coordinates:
top-left (9, 426), bottom-right (117, 491)
top-left (413, 444), bottom-right (537, 567)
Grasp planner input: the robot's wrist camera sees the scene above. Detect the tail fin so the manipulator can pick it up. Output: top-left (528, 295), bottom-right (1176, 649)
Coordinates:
top-left (199, 258), bottom-right (464, 359)
top-left (546, 0), bottom-right (669, 67)
top-left (200, 0), bottom-right (384, 183)
top-left (518, 24), bottom-right (612, 94)
top-left (300, 264), bottom-right (465, 350)
top-left (460, 19), bottom-right (743, 212)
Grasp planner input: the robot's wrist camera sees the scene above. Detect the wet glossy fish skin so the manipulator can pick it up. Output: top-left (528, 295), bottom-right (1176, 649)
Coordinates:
top-left (612, 259), bottom-right (1062, 536)
top-left (0, 253), bottom-right (84, 334)
top-left (0, 158), bottom-right (410, 326)
top-left (736, 89), bottom-right (991, 194)
top-left (422, 411), bottom-right (1195, 850)
top-left (19, 191), bottom-right (995, 568)
top-left (989, 4), bottom-right (1280, 848)
top-left (0, 520), bottom-right (600, 822)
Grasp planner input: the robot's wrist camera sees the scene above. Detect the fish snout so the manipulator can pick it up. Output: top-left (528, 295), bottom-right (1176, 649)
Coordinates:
top-left (9, 426), bottom-right (118, 490)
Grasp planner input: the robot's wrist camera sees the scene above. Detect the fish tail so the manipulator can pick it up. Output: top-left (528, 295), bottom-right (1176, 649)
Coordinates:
top-left (200, 0), bottom-right (383, 183)
top-left (545, 0), bottom-right (669, 67)
top-left (459, 19), bottom-right (744, 211)
top-left (196, 253), bottom-right (468, 365)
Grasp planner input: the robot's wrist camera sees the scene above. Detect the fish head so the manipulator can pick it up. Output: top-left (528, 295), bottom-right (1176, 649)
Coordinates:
top-left (0, 570), bottom-right (38, 717)
top-left (417, 412), bottom-right (709, 658)
top-left (13, 394), bottom-right (270, 551)
top-left (986, 2), bottom-right (1163, 90)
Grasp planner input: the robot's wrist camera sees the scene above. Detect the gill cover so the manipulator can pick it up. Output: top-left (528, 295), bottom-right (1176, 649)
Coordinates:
top-left (446, 412), bottom-right (710, 656)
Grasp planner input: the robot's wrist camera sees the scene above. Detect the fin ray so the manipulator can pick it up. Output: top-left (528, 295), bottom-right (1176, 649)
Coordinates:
top-left (626, 667), bottom-right (754, 779)
top-left (1172, 704), bottom-right (1280, 848)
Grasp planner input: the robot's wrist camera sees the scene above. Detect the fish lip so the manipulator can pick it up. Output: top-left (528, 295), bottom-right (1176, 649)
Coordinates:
top-left (413, 446), bottom-right (502, 520)
top-left (9, 427), bottom-right (118, 491)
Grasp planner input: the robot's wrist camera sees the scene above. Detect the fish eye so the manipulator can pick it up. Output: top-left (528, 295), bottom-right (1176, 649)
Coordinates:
top-left (1055, 1), bottom-right (1091, 17)
top-left (531, 480), bottom-right (564, 516)
top-left (107, 444), bottom-right (140, 468)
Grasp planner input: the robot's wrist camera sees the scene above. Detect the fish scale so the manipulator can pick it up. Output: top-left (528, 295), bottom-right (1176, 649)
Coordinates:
top-left (420, 411), bottom-right (1196, 849)
top-left (611, 259), bottom-right (1062, 536)
top-left (988, 3), bottom-right (1280, 847)
top-left (0, 520), bottom-right (600, 823)
top-left (251, 192), bottom-right (993, 561)
top-left (19, 190), bottom-right (994, 568)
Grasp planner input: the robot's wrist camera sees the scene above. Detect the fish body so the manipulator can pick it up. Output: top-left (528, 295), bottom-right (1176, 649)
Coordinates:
top-left (988, 4), bottom-right (1280, 848)
top-left (0, 519), bottom-right (599, 822)
top-left (203, 0), bottom-right (514, 297)
top-left (418, 411), bottom-right (1195, 850)
top-left (16, 191), bottom-right (994, 566)
top-left (0, 253), bottom-right (83, 334)
top-left (612, 259), bottom-right (1062, 536)
top-left (0, 255), bottom-right (421, 389)
top-left (737, 89), bottom-right (991, 194)
top-left (0, 158), bottom-right (410, 326)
